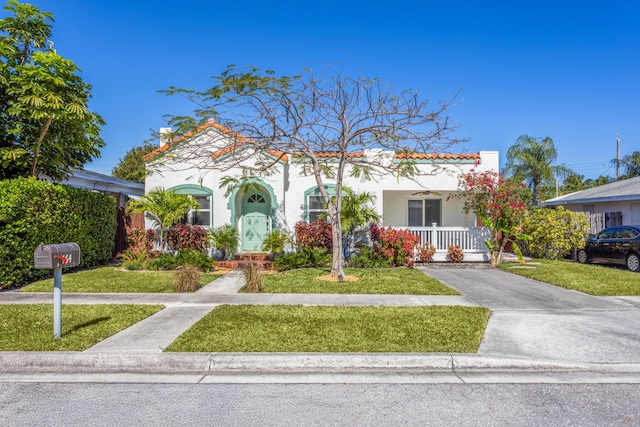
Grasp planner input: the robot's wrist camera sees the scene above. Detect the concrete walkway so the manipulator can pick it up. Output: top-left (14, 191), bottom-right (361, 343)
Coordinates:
top-left (2, 267), bottom-right (640, 375)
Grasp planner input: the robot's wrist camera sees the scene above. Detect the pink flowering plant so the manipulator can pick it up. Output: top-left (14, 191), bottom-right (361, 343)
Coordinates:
top-left (456, 169), bottom-right (530, 266)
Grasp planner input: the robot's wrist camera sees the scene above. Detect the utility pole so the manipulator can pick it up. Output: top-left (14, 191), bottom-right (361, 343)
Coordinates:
top-left (616, 133), bottom-right (621, 180)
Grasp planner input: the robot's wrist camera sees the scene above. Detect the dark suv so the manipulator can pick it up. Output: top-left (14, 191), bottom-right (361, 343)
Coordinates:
top-left (577, 225), bottom-right (640, 272)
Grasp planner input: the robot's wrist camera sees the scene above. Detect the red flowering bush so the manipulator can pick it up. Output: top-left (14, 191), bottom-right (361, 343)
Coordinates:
top-left (166, 223), bottom-right (208, 252)
top-left (295, 220), bottom-right (333, 252)
top-left (370, 223), bottom-right (420, 267)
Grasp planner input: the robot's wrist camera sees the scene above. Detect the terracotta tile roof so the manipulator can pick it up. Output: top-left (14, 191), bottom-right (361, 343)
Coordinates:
top-left (292, 151), bottom-right (480, 160)
top-left (144, 121), bottom-right (477, 164)
top-left (395, 152), bottom-right (480, 160)
top-left (143, 120), bottom-right (288, 162)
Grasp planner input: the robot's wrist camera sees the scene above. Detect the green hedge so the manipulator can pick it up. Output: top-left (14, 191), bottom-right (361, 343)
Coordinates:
top-left (0, 177), bottom-right (117, 288)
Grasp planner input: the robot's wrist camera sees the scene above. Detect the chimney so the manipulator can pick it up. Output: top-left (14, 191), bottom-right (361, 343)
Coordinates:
top-left (159, 127), bottom-right (172, 147)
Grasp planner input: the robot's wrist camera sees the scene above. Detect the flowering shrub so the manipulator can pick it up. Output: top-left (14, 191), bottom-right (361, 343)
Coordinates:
top-left (447, 245), bottom-right (464, 263)
top-left (295, 220), bottom-right (333, 252)
top-left (455, 169), bottom-right (530, 266)
top-left (166, 223), bottom-right (208, 252)
top-left (417, 242), bottom-right (437, 263)
top-left (370, 223), bottom-right (420, 267)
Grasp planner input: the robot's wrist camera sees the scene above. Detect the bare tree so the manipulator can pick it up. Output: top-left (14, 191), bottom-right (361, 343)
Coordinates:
top-left (159, 66), bottom-right (465, 278)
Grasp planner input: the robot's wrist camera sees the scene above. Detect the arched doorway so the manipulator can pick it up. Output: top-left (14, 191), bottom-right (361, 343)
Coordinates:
top-left (240, 188), bottom-right (271, 252)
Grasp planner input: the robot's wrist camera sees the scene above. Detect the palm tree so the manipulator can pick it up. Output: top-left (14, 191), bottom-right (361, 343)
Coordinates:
top-left (504, 135), bottom-right (572, 206)
top-left (126, 187), bottom-right (198, 252)
top-left (613, 150), bottom-right (640, 180)
top-left (340, 188), bottom-right (380, 244)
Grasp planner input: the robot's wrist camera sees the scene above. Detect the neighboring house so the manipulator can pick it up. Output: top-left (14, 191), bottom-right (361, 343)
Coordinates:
top-left (45, 169), bottom-right (146, 255)
top-left (54, 168), bottom-right (145, 209)
top-left (545, 176), bottom-right (640, 233)
top-left (144, 122), bottom-right (499, 261)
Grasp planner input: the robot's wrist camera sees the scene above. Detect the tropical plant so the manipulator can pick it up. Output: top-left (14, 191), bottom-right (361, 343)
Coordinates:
top-left (503, 135), bottom-right (572, 206)
top-left (159, 65), bottom-right (464, 279)
top-left (0, 0), bottom-right (105, 180)
top-left (261, 229), bottom-right (292, 254)
top-left (339, 188), bottom-right (381, 234)
top-left (208, 224), bottom-right (239, 259)
top-left (165, 223), bottom-right (208, 252)
top-left (613, 150), bottom-right (640, 180)
top-left (125, 188), bottom-right (198, 252)
top-left (294, 220), bottom-right (333, 252)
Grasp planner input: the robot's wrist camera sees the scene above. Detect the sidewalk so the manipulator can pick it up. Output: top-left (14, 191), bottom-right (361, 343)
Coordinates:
top-left (2, 268), bottom-right (640, 376)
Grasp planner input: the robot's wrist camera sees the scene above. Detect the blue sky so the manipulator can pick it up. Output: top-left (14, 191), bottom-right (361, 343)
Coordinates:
top-left (9, 1), bottom-right (640, 179)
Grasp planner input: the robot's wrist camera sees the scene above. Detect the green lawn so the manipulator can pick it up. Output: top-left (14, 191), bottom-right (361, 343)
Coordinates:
top-left (166, 304), bottom-right (490, 353)
top-left (259, 268), bottom-right (458, 295)
top-left (0, 304), bottom-right (163, 351)
top-left (499, 259), bottom-right (640, 295)
top-left (21, 267), bottom-right (220, 293)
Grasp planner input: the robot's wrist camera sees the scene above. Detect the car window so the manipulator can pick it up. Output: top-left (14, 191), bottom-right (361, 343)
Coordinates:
top-left (597, 228), bottom-right (617, 239)
top-left (616, 228), bottom-right (639, 239)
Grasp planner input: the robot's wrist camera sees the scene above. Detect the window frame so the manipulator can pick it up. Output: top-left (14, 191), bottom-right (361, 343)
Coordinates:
top-left (407, 198), bottom-right (442, 227)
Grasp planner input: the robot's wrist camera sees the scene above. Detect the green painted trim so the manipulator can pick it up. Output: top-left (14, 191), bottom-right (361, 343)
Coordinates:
top-left (169, 184), bottom-right (213, 226)
top-left (303, 184), bottom-right (336, 222)
top-left (227, 177), bottom-right (278, 231)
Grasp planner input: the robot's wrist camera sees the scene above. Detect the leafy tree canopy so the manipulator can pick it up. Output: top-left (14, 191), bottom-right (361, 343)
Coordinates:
top-left (159, 66), bottom-right (465, 277)
top-left (0, 0), bottom-right (104, 181)
top-left (112, 142), bottom-right (156, 183)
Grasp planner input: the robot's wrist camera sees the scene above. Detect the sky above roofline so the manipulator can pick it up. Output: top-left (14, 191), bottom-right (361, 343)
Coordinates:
top-left (7, 0), bottom-right (639, 180)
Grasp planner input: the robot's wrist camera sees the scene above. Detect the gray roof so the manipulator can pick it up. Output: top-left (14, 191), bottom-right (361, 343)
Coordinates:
top-left (545, 176), bottom-right (640, 206)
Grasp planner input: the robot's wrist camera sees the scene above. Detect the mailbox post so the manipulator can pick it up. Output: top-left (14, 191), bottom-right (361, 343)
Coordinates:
top-left (34, 243), bottom-right (81, 339)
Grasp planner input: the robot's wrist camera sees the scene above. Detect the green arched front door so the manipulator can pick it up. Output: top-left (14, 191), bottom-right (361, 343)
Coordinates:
top-left (240, 190), bottom-right (271, 252)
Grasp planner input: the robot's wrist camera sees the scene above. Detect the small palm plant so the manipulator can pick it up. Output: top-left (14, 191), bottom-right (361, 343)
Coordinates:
top-left (126, 187), bottom-right (198, 252)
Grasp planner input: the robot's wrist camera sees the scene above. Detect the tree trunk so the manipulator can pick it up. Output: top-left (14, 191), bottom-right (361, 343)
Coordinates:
top-left (29, 117), bottom-right (53, 177)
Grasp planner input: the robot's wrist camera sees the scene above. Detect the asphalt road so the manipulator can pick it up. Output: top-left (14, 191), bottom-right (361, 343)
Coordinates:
top-left (2, 382), bottom-right (639, 426)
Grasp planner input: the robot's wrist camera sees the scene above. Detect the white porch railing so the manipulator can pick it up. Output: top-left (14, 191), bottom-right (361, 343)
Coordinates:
top-left (402, 225), bottom-right (491, 252)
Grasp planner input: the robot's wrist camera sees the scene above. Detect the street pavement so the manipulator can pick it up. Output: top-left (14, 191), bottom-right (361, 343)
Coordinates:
top-left (1, 266), bottom-right (640, 380)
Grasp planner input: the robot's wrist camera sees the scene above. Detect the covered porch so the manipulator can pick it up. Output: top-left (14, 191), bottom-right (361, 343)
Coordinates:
top-left (381, 190), bottom-right (490, 262)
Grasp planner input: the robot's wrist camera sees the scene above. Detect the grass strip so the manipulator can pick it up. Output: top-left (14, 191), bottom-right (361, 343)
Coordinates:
top-left (21, 267), bottom-right (219, 293)
top-left (0, 304), bottom-right (163, 351)
top-left (499, 259), bottom-right (640, 296)
top-left (166, 305), bottom-right (489, 353)
top-left (259, 268), bottom-right (458, 295)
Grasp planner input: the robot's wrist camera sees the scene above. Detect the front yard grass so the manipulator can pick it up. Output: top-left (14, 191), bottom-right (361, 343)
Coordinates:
top-left (165, 304), bottom-right (490, 352)
top-left (258, 268), bottom-right (458, 295)
top-left (0, 304), bottom-right (163, 351)
top-left (21, 267), bottom-right (220, 293)
top-left (499, 259), bottom-right (640, 296)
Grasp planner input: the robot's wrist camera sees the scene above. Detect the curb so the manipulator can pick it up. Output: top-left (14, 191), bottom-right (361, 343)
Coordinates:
top-left (3, 352), bottom-right (639, 375)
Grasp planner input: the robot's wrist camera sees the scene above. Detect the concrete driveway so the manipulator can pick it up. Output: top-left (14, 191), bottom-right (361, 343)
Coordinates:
top-left (420, 267), bottom-right (640, 364)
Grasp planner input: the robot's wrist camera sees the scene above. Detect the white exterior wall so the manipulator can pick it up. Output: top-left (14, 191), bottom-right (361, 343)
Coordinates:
top-left (559, 201), bottom-right (640, 226)
top-left (145, 126), bottom-right (499, 235)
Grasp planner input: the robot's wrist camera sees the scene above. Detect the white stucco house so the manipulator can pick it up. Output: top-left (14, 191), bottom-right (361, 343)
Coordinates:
top-left (144, 121), bottom-right (498, 261)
